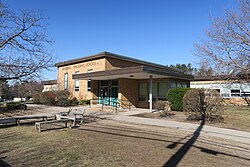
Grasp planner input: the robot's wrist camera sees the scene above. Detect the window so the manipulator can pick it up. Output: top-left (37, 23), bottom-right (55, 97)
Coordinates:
top-left (111, 80), bottom-right (118, 86)
top-left (221, 93), bottom-right (230, 98)
top-left (100, 80), bottom-right (109, 86)
top-left (241, 92), bottom-right (250, 98)
top-left (215, 89), bottom-right (220, 93)
top-left (158, 82), bottom-right (168, 100)
top-left (139, 82), bottom-right (169, 101)
top-left (74, 71), bottom-right (79, 92)
top-left (152, 83), bottom-right (158, 98)
top-left (159, 83), bottom-right (168, 97)
top-left (87, 69), bottom-right (93, 91)
top-left (231, 89), bottom-right (240, 97)
top-left (64, 73), bottom-right (68, 90)
top-left (139, 83), bottom-right (147, 101)
top-left (171, 82), bottom-right (176, 88)
top-left (177, 82), bottom-right (182, 88)
top-left (183, 83), bottom-right (188, 88)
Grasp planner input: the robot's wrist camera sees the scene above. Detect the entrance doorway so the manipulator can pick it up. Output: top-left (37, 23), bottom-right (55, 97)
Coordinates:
top-left (98, 80), bottom-right (118, 106)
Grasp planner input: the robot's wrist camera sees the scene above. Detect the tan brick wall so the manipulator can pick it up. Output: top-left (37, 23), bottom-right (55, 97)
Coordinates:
top-left (118, 78), bottom-right (138, 108)
top-left (118, 78), bottom-right (188, 108)
top-left (105, 57), bottom-right (140, 70)
top-left (91, 80), bottom-right (99, 99)
top-left (57, 57), bottom-right (141, 100)
top-left (57, 58), bottom-right (106, 100)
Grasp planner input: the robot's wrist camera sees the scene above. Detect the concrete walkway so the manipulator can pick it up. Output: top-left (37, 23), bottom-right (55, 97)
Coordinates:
top-left (53, 105), bottom-right (250, 144)
top-left (111, 114), bottom-right (250, 144)
top-left (1, 104), bottom-right (250, 144)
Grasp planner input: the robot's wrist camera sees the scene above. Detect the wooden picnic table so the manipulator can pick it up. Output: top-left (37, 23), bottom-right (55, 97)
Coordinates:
top-left (35, 119), bottom-right (72, 132)
top-left (15, 115), bottom-right (48, 126)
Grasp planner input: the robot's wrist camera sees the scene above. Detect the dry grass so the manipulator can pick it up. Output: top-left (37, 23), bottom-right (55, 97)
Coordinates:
top-left (0, 120), bottom-right (250, 167)
top-left (0, 105), bottom-right (47, 118)
top-left (218, 106), bottom-right (250, 132)
top-left (134, 106), bottom-right (250, 132)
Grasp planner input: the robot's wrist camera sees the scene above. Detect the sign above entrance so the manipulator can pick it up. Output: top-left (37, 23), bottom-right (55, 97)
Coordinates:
top-left (61, 61), bottom-right (100, 71)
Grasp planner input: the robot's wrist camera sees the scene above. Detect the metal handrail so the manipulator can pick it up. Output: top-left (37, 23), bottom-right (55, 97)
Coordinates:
top-left (89, 98), bottom-right (132, 112)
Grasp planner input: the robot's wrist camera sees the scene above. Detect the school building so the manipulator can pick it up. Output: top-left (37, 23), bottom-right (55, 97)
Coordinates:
top-left (50, 51), bottom-right (193, 111)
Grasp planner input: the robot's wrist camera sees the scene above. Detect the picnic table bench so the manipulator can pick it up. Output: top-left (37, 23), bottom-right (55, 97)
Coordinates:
top-left (15, 115), bottom-right (48, 126)
top-left (34, 108), bottom-right (85, 132)
top-left (0, 117), bottom-right (16, 124)
top-left (56, 108), bottom-right (85, 126)
top-left (35, 119), bottom-right (72, 132)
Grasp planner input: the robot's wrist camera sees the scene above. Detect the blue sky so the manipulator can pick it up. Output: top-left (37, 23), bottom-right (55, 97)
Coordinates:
top-left (8, 0), bottom-right (237, 80)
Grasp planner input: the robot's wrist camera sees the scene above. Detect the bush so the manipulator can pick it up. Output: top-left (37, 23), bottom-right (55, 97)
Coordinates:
top-left (32, 93), bottom-right (42, 104)
top-left (167, 88), bottom-right (191, 111)
top-left (70, 97), bottom-right (79, 106)
top-left (57, 97), bottom-right (79, 106)
top-left (183, 89), bottom-right (224, 122)
top-left (57, 98), bottom-right (71, 106)
top-left (40, 91), bottom-right (57, 105)
top-left (6, 102), bottom-right (27, 110)
top-left (154, 100), bottom-right (171, 117)
top-left (79, 99), bottom-right (90, 105)
top-left (32, 90), bottom-right (79, 107)
top-left (55, 90), bottom-right (70, 100)
top-left (33, 90), bottom-right (71, 106)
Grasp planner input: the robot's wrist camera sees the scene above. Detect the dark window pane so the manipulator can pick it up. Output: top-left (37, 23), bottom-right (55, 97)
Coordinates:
top-left (100, 80), bottom-right (109, 86)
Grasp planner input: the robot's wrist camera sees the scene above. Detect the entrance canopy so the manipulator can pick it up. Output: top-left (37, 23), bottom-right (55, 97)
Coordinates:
top-left (72, 65), bottom-right (193, 80)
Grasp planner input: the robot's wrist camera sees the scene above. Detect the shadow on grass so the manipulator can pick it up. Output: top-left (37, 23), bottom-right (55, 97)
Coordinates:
top-left (77, 121), bottom-right (250, 165)
top-left (163, 119), bottom-right (205, 166)
top-left (0, 156), bottom-right (11, 167)
top-left (163, 119), bottom-right (250, 166)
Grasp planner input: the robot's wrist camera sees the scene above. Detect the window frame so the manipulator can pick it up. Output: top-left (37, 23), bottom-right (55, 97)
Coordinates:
top-left (230, 89), bottom-right (241, 97)
top-left (74, 71), bottom-right (80, 92)
top-left (87, 69), bottom-right (93, 92)
top-left (64, 73), bottom-right (68, 90)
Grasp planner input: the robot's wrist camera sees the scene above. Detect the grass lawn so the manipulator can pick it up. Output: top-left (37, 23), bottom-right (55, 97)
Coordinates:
top-left (219, 106), bottom-right (250, 132)
top-left (0, 120), bottom-right (250, 167)
top-left (0, 105), bottom-right (47, 118)
top-left (134, 106), bottom-right (250, 132)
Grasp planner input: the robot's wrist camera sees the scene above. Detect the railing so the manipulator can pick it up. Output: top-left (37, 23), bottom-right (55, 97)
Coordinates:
top-left (89, 98), bottom-right (132, 113)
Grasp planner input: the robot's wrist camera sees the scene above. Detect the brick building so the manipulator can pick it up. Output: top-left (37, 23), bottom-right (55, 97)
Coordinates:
top-left (53, 51), bottom-right (193, 111)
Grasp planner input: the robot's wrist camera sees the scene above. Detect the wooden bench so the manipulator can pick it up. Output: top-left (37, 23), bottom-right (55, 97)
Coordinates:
top-left (0, 117), bottom-right (16, 125)
top-left (15, 116), bottom-right (48, 126)
top-left (56, 109), bottom-right (85, 126)
top-left (35, 119), bottom-right (72, 132)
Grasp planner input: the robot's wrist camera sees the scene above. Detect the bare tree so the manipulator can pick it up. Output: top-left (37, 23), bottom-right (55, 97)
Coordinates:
top-left (0, 2), bottom-right (54, 81)
top-left (194, 0), bottom-right (250, 79)
top-left (8, 81), bottom-right (43, 100)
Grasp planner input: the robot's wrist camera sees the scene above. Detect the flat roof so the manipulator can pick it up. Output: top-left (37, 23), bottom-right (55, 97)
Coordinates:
top-left (41, 80), bottom-right (57, 85)
top-left (194, 75), bottom-right (249, 81)
top-left (73, 65), bottom-right (194, 80)
top-left (55, 51), bottom-right (184, 73)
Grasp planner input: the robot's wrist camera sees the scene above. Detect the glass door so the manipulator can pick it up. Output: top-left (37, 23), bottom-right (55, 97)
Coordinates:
top-left (110, 87), bottom-right (118, 106)
top-left (99, 87), bottom-right (109, 105)
top-left (98, 80), bottom-right (118, 106)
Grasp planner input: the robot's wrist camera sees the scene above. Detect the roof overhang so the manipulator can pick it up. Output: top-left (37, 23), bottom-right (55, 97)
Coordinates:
top-left (73, 66), bottom-right (194, 81)
top-left (41, 80), bottom-right (57, 85)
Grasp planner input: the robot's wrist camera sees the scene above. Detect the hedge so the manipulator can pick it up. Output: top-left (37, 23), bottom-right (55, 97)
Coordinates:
top-left (32, 90), bottom-right (79, 107)
top-left (6, 102), bottom-right (27, 110)
top-left (167, 87), bottom-right (191, 111)
top-left (78, 100), bottom-right (90, 105)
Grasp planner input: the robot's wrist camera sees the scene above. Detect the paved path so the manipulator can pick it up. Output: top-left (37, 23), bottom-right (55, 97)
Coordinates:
top-left (1, 104), bottom-right (250, 144)
top-left (111, 114), bottom-right (250, 144)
